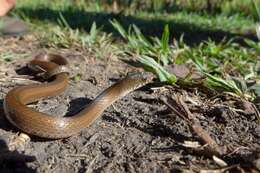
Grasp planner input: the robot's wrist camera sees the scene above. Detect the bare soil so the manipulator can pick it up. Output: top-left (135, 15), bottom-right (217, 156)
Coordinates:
top-left (0, 36), bottom-right (259, 173)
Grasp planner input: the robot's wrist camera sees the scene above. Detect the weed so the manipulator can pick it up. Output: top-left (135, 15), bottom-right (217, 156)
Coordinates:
top-left (112, 18), bottom-right (259, 99)
top-left (0, 52), bottom-right (16, 62)
top-left (111, 19), bottom-right (180, 82)
top-left (138, 55), bottom-right (176, 84)
top-left (11, 0), bottom-right (260, 99)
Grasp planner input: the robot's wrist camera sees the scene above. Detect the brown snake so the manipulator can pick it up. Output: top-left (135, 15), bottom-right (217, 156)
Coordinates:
top-left (3, 53), bottom-right (153, 139)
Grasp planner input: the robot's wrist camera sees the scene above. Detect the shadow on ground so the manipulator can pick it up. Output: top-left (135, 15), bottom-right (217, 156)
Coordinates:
top-left (65, 97), bottom-right (92, 117)
top-left (0, 100), bottom-right (15, 132)
top-left (0, 137), bottom-right (36, 173)
top-left (15, 7), bottom-right (257, 45)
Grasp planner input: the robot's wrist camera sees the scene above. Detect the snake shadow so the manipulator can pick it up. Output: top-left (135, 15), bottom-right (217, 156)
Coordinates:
top-left (0, 139), bottom-right (36, 172)
top-left (15, 66), bottom-right (49, 82)
top-left (65, 97), bottom-right (92, 117)
top-left (0, 99), bottom-right (17, 133)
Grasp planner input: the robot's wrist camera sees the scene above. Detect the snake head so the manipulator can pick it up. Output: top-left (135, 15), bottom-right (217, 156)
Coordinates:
top-left (126, 71), bottom-right (154, 87)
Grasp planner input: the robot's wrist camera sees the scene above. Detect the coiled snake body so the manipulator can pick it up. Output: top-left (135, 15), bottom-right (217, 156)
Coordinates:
top-left (4, 54), bottom-right (153, 139)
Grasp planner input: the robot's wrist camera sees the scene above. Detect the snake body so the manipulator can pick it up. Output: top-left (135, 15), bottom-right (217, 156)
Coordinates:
top-left (4, 54), bottom-right (152, 139)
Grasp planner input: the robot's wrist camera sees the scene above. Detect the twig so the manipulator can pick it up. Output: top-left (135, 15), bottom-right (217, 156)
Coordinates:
top-left (161, 94), bottom-right (226, 157)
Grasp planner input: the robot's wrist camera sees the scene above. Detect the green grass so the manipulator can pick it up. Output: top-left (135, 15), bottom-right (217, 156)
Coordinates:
top-left (10, 0), bottom-right (260, 101)
top-left (14, 0), bottom-right (256, 39)
top-left (111, 19), bottom-right (259, 99)
top-left (15, 0), bottom-right (260, 17)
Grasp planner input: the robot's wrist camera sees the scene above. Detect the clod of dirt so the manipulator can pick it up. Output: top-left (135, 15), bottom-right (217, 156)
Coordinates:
top-left (204, 106), bottom-right (228, 124)
top-left (165, 64), bottom-right (203, 80)
top-left (236, 100), bottom-right (257, 117)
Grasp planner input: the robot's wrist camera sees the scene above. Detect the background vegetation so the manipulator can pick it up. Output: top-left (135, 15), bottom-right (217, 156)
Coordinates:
top-left (7, 0), bottom-right (260, 101)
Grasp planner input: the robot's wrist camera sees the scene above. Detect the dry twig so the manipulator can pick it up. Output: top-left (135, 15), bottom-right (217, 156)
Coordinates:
top-left (161, 94), bottom-right (226, 157)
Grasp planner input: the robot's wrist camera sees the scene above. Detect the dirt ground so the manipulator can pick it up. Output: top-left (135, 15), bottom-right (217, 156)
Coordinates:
top-left (0, 36), bottom-right (259, 173)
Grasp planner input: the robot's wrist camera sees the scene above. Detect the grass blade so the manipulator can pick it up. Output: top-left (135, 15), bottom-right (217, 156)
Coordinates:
top-left (138, 55), bottom-right (177, 84)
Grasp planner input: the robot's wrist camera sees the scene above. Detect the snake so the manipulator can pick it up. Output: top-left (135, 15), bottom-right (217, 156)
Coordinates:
top-left (3, 53), bottom-right (153, 139)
